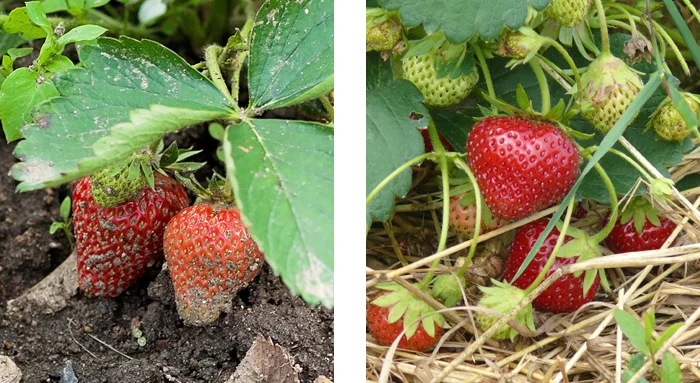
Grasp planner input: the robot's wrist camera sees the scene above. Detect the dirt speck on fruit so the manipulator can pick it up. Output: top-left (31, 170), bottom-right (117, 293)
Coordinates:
top-left (0, 135), bottom-right (333, 382)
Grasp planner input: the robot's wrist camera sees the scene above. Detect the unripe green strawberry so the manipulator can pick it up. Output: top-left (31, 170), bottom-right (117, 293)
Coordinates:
top-left (90, 166), bottom-right (147, 207)
top-left (366, 10), bottom-right (402, 52)
top-left (498, 30), bottom-right (538, 60)
top-left (544, 0), bottom-right (592, 28)
top-left (475, 280), bottom-right (534, 341)
top-left (402, 52), bottom-right (479, 107)
top-left (579, 53), bottom-right (643, 133)
top-left (650, 93), bottom-right (700, 142)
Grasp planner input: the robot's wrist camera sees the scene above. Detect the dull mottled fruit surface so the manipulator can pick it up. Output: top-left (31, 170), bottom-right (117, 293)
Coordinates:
top-left (366, 15), bottom-right (402, 52)
top-left (579, 54), bottom-right (643, 134)
top-left (366, 291), bottom-right (443, 351)
top-left (466, 116), bottom-right (581, 221)
top-left (544, 0), bottom-right (592, 27)
top-left (403, 53), bottom-right (479, 107)
top-left (605, 214), bottom-right (676, 253)
top-left (164, 203), bottom-right (265, 326)
top-left (448, 195), bottom-right (504, 236)
top-left (652, 95), bottom-right (700, 141)
top-left (503, 219), bottom-right (599, 313)
top-left (73, 173), bottom-right (189, 297)
top-left (498, 31), bottom-right (534, 59)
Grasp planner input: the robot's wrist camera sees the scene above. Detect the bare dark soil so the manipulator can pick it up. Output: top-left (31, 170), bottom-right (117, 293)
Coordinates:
top-left (0, 133), bottom-right (334, 383)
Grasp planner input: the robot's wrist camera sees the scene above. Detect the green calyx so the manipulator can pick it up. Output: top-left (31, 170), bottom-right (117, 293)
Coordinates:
top-left (620, 196), bottom-right (663, 234)
top-left (90, 160), bottom-right (148, 207)
top-left (90, 140), bottom-right (204, 207)
top-left (577, 53), bottom-right (644, 133)
top-left (475, 280), bottom-right (535, 341)
top-left (366, 8), bottom-right (403, 52)
top-left (372, 283), bottom-right (446, 339)
top-left (431, 273), bottom-right (466, 308)
top-left (553, 222), bottom-right (608, 295)
top-left (651, 177), bottom-right (675, 203)
top-left (647, 93), bottom-right (700, 142)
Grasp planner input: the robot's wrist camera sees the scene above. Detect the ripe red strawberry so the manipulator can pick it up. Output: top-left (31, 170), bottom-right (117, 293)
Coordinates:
top-left (466, 116), bottom-right (581, 221)
top-left (367, 285), bottom-right (445, 352)
top-left (605, 197), bottom-right (676, 253)
top-left (503, 219), bottom-right (601, 313)
top-left (420, 129), bottom-right (454, 152)
top-left (73, 173), bottom-right (189, 297)
top-left (163, 203), bottom-right (265, 325)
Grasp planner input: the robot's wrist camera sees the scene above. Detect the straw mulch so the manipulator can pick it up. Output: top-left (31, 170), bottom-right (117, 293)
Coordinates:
top-left (366, 139), bottom-right (700, 383)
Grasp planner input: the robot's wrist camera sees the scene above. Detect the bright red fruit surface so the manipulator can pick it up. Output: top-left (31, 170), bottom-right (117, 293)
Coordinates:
top-left (466, 116), bottom-right (581, 220)
top-left (503, 219), bottom-right (599, 313)
top-left (366, 291), bottom-right (443, 352)
top-left (73, 173), bottom-right (189, 297)
top-left (163, 203), bottom-right (265, 325)
top-left (605, 215), bottom-right (676, 253)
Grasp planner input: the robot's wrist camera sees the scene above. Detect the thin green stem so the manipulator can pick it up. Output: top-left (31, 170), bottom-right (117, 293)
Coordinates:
top-left (590, 161), bottom-right (619, 243)
top-left (681, 0), bottom-right (700, 22)
top-left (320, 95), bottom-right (334, 122)
top-left (205, 45), bottom-right (238, 108)
top-left (420, 153), bottom-right (450, 288)
top-left (594, 0), bottom-right (611, 55)
top-left (473, 44), bottom-right (497, 114)
top-left (543, 37), bottom-right (582, 91)
top-left (63, 221), bottom-right (74, 250)
top-left (529, 59), bottom-right (551, 115)
top-left (536, 54), bottom-right (575, 86)
top-left (607, 148), bottom-right (654, 182)
top-left (229, 18), bottom-right (254, 105)
top-left (366, 153), bottom-right (433, 207)
top-left (454, 158), bottom-right (483, 277)
top-left (523, 197), bottom-right (575, 294)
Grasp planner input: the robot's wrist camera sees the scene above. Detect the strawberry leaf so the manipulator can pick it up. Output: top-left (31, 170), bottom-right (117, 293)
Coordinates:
top-left (661, 352), bottom-right (682, 383)
top-left (653, 323), bottom-right (683, 354)
top-left (379, 0), bottom-right (550, 42)
top-left (0, 68), bottom-right (59, 142)
top-left (583, 269), bottom-right (596, 296)
top-left (366, 80), bottom-right (429, 224)
top-left (224, 119), bottom-right (333, 307)
top-left (10, 37), bottom-right (234, 190)
top-left (615, 309), bottom-right (650, 354)
top-left (247, 0), bottom-right (333, 111)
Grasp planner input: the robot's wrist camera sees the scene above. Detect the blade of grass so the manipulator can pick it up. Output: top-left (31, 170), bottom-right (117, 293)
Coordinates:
top-left (510, 74), bottom-right (663, 282)
top-left (661, 0), bottom-right (700, 69)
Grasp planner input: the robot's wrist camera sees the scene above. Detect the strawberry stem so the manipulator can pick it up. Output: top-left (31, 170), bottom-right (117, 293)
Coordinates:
top-left (542, 37), bottom-right (582, 91)
top-left (320, 95), bottom-right (334, 122)
top-left (529, 59), bottom-right (550, 115)
top-left (588, 159), bottom-right (620, 243)
top-left (453, 158), bottom-right (483, 277)
top-left (419, 135), bottom-right (450, 289)
top-left (593, 0), bottom-right (611, 56)
top-left (607, 148), bottom-right (655, 182)
top-left (366, 153), bottom-right (434, 207)
top-left (523, 196), bottom-right (576, 295)
top-left (474, 44), bottom-right (497, 114)
top-left (205, 45), bottom-right (239, 109)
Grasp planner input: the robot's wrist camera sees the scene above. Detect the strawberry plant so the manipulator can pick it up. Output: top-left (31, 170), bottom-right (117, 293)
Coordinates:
top-left (366, 0), bottom-right (700, 381)
top-left (3, 0), bottom-right (333, 309)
